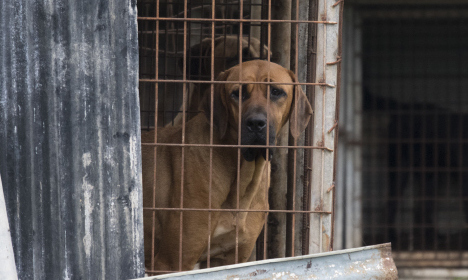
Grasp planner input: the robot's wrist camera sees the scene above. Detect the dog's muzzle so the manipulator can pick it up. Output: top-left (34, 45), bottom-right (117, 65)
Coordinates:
top-left (241, 113), bottom-right (276, 162)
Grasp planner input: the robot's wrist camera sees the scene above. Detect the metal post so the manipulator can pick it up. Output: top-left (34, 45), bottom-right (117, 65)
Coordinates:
top-left (309, 0), bottom-right (342, 253)
top-left (268, 0), bottom-right (291, 259)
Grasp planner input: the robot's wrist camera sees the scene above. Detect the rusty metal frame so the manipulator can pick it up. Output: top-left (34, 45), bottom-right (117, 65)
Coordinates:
top-left (306, 0), bottom-right (342, 254)
top-left (137, 0), bottom-right (342, 275)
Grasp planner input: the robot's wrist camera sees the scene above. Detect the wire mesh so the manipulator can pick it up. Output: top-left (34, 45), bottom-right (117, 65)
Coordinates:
top-left (137, 0), bottom-right (340, 275)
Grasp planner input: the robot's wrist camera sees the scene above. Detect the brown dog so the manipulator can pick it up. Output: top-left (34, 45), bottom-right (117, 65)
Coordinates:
top-left (172, 36), bottom-right (269, 126)
top-left (142, 60), bottom-right (312, 271)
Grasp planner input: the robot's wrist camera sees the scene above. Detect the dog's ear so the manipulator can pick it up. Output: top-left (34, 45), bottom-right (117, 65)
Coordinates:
top-left (180, 38), bottom-right (212, 79)
top-left (288, 70), bottom-right (313, 139)
top-left (201, 70), bottom-right (230, 139)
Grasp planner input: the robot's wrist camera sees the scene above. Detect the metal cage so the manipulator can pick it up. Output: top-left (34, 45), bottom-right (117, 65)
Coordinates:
top-left (137, 0), bottom-right (342, 275)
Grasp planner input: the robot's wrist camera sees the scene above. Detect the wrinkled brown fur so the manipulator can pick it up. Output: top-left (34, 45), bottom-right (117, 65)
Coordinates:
top-left (172, 36), bottom-right (269, 126)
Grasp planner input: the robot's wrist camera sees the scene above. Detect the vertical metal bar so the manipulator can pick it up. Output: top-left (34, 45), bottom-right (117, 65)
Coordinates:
top-left (395, 18), bottom-right (403, 251)
top-left (206, 0), bottom-right (216, 269)
top-left (330, 0), bottom-right (343, 252)
top-left (302, 0), bottom-right (318, 254)
top-left (333, 4), bottom-right (346, 251)
top-left (269, 0), bottom-right (291, 260)
top-left (263, 0), bottom-right (272, 260)
top-left (151, 0), bottom-right (160, 272)
top-left (255, 1), bottom-right (267, 260)
top-left (433, 112), bottom-right (439, 253)
top-left (236, 97), bottom-right (241, 264)
top-left (421, 72), bottom-right (427, 251)
top-left (320, 0), bottom-right (327, 253)
top-left (164, 2), bottom-right (171, 125)
top-left (178, 0), bottom-right (188, 271)
top-left (456, 18), bottom-right (464, 255)
top-left (445, 103), bottom-right (451, 251)
top-left (292, 0), bottom-right (300, 252)
top-left (286, 0), bottom-right (300, 258)
top-left (146, 3), bottom-right (152, 129)
top-left (370, 19), bottom-right (379, 246)
top-left (235, 0), bottom-right (244, 265)
top-left (409, 49), bottom-right (415, 252)
top-left (383, 22), bottom-right (391, 246)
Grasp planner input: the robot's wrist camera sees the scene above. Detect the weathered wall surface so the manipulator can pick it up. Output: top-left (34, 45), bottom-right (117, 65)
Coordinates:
top-left (0, 0), bottom-right (144, 279)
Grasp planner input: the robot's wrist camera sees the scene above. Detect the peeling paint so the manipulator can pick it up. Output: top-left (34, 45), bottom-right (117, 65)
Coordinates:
top-left (130, 135), bottom-right (138, 175)
top-left (104, 146), bottom-right (115, 164)
top-left (82, 152), bottom-right (92, 168)
top-left (82, 175), bottom-right (95, 257)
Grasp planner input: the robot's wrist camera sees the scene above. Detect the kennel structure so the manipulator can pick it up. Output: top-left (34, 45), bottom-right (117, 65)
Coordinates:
top-left (0, 0), bottom-right (342, 278)
top-left (336, 1), bottom-right (468, 278)
top-left (138, 0), bottom-right (343, 275)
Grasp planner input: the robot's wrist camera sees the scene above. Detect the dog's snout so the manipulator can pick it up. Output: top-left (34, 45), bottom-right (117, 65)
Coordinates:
top-left (246, 117), bottom-right (267, 132)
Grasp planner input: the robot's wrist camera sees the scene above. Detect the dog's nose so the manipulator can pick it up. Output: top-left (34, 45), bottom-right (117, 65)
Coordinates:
top-left (246, 117), bottom-right (267, 132)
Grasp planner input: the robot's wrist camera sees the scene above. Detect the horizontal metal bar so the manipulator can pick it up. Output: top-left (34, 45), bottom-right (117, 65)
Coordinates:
top-left (362, 167), bottom-right (468, 172)
top-left (363, 224), bottom-right (468, 229)
top-left (361, 198), bottom-right (468, 202)
top-left (138, 25), bottom-right (227, 35)
top-left (146, 271), bottom-right (174, 275)
top-left (143, 207), bottom-right (332, 214)
top-left (137, 17), bottom-right (337, 24)
top-left (361, 139), bottom-right (468, 144)
top-left (139, 78), bottom-right (335, 87)
top-left (141, 143), bottom-right (334, 151)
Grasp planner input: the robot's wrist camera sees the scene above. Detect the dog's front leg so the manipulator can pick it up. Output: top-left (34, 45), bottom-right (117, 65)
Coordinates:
top-left (154, 210), bottom-right (221, 271)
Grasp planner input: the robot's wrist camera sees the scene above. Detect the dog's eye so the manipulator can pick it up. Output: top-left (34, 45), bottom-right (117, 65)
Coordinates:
top-left (231, 90), bottom-right (240, 100)
top-left (270, 87), bottom-right (286, 99)
top-left (231, 86), bottom-right (248, 101)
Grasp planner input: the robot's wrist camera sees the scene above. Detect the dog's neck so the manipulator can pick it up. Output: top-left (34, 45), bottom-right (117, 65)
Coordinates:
top-left (222, 154), bottom-right (269, 209)
top-left (197, 112), bottom-right (271, 210)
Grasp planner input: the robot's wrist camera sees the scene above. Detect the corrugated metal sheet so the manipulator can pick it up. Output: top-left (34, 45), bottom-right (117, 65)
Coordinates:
top-left (134, 243), bottom-right (398, 280)
top-left (0, 0), bottom-right (144, 279)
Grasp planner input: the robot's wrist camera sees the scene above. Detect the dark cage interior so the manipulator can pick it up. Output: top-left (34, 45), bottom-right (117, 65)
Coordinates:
top-left (360, 5), bottom-right (468, 268)
top-left (137, 0), bottom-right (331, 276)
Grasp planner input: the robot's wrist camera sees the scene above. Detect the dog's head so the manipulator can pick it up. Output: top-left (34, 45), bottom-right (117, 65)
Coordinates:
top-left (183, 36), bottom-right (270, 81)
top-left (202, 60), bottom-right (313, 162)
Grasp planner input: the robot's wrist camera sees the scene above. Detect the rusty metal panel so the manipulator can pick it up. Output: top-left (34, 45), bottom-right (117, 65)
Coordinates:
top-left (0, 0), bottom-right (144, 279)
top-left (134, 243), bottom-right (398, 280)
